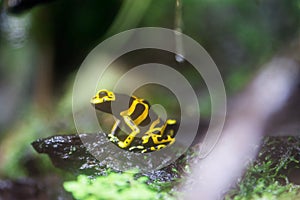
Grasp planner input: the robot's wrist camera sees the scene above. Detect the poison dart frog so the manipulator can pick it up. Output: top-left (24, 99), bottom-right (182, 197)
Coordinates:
top-left (91, 89), bottom-right (178, 153)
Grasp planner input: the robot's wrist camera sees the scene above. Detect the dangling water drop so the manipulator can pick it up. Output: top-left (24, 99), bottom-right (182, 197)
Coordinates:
top-left (175, 54), bottom-right (184, 63)
top-left (174, 0), bottom-right (185, 63)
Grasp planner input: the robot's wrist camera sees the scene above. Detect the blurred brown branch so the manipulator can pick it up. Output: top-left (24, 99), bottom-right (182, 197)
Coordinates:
top-left (5, 0), bottom-right (56, 14)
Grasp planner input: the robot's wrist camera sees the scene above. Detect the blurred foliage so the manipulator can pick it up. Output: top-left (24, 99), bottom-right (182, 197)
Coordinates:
top-left (63, 170), bottom-right (176, 200)
top-left (0, 106), bottom-right (72, 178)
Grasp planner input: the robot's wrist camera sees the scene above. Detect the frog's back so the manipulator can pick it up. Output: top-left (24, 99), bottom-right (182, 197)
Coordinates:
top-left (114, 93), bottom-right (152, 126)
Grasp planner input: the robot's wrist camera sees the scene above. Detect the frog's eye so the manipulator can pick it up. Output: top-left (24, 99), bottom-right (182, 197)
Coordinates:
top-left (107, 92), bottom-right (116, 101)
top-left (98, 91), bottom-right (108, 98)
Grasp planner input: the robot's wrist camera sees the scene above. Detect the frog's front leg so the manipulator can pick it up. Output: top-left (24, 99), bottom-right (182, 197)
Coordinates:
top-left (117, 115), bottom-right (140, 148)
top-left (108, 119), bottom-right (121, 143)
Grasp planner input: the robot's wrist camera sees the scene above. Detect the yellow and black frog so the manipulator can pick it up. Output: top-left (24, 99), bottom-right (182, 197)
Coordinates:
top-left (91, 89), bottom-right (178, 153)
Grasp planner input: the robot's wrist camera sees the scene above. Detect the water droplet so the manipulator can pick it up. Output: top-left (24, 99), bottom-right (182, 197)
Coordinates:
top-left (175, 54), bottom-right (185, 63)
top-left (174, 0), bottom-right (185, 64)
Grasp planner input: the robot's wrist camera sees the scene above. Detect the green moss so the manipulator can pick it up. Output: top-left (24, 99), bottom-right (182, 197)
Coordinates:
top-left (63, 170), bottom-right (176, 200)
top-left (226, 137), bottom-right (300, 200)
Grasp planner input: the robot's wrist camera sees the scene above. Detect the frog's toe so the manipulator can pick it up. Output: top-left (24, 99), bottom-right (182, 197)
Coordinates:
top-left (141, 144), bottom-right (167, 153)
top-left (108, 134), bottom-right (119, 143)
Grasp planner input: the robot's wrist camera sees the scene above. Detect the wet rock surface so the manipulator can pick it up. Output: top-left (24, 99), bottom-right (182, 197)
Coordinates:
top-left (31, 133), bottom-right (190, 182)
top-left (32, 133), bottom-right (106, 176)
top-left (31, 133), bottom-right (300, 184)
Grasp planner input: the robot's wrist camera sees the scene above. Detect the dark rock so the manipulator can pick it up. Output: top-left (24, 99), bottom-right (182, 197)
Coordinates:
top-left (32, 133), bottom-right (107, 176)
top-left (31, 133), bottom-right (190, 182)
top-left (31, 133), bottom-right (300, 185)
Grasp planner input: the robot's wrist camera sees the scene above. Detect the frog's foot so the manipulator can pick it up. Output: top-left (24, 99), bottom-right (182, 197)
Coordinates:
top-left (142, 134), bottom-right (175, 146)
top-left (128, 145), bottom-right (144, 152)
top-left (108, 134), bottom-right (119, 143)
top-left (141, 144), bottom-right (166, 153)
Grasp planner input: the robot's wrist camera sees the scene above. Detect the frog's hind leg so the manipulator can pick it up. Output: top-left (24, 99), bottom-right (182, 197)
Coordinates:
top-left (141, 119), bottom-right (177, 153)
top-left (161, 119), bottom-right (177, 138)
top-left (143, 119), bottom-right (177, 143)
top-left (117, 115), bottom-right (140, 149)
top-left (140, 134), bottom-right (176, 153)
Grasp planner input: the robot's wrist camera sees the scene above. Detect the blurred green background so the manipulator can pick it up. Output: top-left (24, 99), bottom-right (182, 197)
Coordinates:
top-left (0, 0), bottom-right (300, 179)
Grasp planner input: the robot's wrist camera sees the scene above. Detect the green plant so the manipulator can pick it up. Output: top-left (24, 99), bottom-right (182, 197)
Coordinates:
top-left (63, 170), bottom-right (176, 200)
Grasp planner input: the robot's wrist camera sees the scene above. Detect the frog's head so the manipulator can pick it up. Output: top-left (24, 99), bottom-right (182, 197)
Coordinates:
top-left (91, 89), bottom-right (115, 113)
